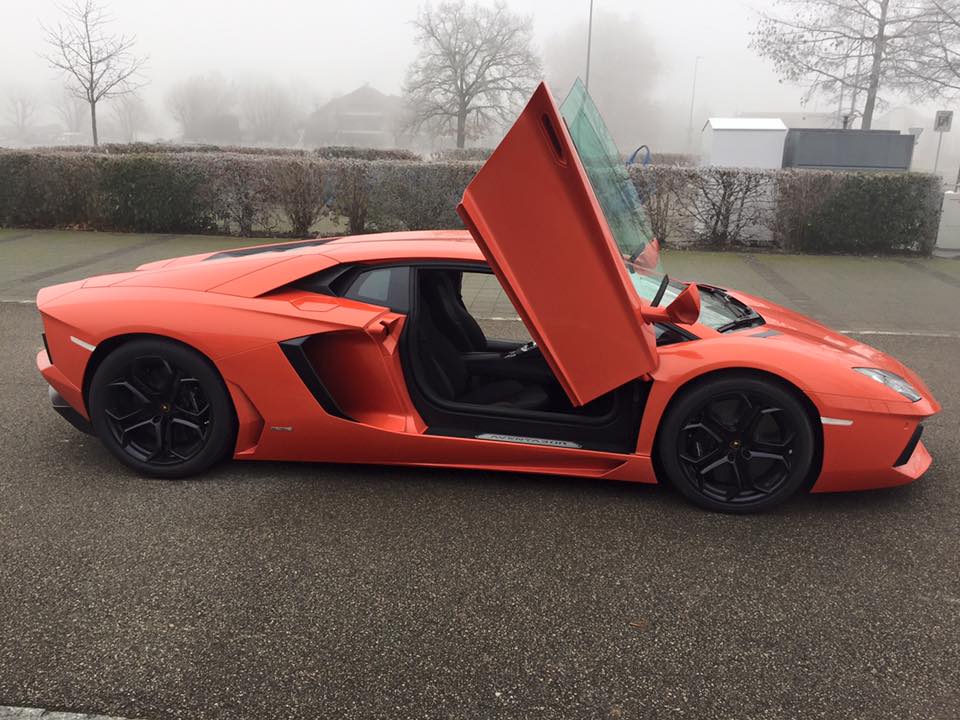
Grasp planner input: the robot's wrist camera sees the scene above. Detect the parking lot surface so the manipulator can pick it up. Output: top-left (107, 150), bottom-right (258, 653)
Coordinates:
top-left (1, 229), bottom-right (958, 719)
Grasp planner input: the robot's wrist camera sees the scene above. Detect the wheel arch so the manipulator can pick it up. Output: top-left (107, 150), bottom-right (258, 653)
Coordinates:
top-left (82, 332), bottom-right (227, 411)
top-left (650, 367), bottom-right (824, 492)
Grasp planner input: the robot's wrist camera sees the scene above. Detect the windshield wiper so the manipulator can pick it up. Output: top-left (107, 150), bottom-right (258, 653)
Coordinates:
top-left (650, 274), bottom-right (670, 307)
top-left (716, 313), bottom-right (765, 333)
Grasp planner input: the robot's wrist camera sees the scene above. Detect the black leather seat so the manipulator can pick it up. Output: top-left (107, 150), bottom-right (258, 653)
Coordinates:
top-left (415, 306), bottom-right (549, 411)
top-left (419, 272), bottom-right (488, 352)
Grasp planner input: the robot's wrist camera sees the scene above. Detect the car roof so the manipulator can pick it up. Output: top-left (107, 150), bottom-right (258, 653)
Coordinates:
top-left (206, 230), bottom-right (485, 265)
top-left (320, 230), bottom-right (485, 263)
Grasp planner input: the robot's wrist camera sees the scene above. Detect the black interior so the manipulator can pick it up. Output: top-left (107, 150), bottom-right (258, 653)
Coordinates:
top-left (401, 267), bottom-right (648, 453)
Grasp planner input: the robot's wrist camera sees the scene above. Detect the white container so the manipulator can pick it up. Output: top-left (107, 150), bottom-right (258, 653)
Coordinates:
top-left (935, 191), bottom-right (960, 256)
top-left (701, 118), bottom-right (788, 169)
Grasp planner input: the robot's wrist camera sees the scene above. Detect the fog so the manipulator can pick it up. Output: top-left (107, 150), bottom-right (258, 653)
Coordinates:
top-left (0, 0), bottom-right (950, 159)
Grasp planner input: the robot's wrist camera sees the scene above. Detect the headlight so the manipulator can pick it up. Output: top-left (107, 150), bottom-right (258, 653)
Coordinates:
top-left (853, 368), bottom-right (921, 402)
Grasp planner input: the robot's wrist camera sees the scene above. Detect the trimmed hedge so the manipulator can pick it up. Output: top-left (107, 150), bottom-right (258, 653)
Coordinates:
top-left (772, 170), bottom-right (943, 254)
top-left (631, 165), bottom-right (942, 254)
top-left (42, 142), bottom-right (421, 161)
top-left (0, 148), bottom-right (943, 254)
top-left (0, 149), bottom-right (479, 237)
top-left (429, 147), bottom-right (494, 162)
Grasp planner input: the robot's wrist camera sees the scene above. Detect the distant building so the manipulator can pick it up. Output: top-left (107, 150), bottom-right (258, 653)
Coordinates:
top-left (742, 111), bottom-right (841, 130)
top-left (876, 106), bottom-right (958, 173)
top-left (305, 84), bottom-right (403, 148)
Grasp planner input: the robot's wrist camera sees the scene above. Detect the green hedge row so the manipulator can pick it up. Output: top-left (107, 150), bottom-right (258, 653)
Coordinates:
top-left (0, 150), bottom-right (479, 237)
top-left (0, 149), bottom-right (943, 254)
top-left (43, 143), bottom-right (421, 161)
top-left (631, 165), bottom-right (942, 254)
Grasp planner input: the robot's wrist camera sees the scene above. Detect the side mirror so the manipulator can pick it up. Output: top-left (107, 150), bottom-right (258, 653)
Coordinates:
top-left (639, 283), bottom-right (700, 325)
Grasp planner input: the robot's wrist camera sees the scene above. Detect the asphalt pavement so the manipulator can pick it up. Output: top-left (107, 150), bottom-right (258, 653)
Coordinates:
top-left (0, 229), bottom-right (958, 719)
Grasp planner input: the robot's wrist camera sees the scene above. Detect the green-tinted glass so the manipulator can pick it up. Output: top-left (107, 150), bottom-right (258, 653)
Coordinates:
top-left (559, 79), bottom-right (658, 267)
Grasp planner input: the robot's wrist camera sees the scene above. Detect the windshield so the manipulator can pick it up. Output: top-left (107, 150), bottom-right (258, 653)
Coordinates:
top-left (558, 80), bottom-right (743, 331)
top-left (559, 79), bottom-right (665, 286)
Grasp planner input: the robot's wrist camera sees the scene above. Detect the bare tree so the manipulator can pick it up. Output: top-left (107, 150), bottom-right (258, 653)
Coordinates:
top-left (751, 0), bottom-right (936, 129)
top-left (676, 168), bottom-right (773, 248)
top-left (403, 0), bottom-right (542, 148)
top-left (41, 0), bottom-right (146, 146)
top-left (111, 94), bottom-right (150, 142)
top-left (240, 81), bottom-right (299, 145)
top-left (902, 0), bottom-right (960, 95)
top-left (167, 74), bottom-right (238, 142)
top-left (6, 90), bottom-right (38, 137)
top-left (53, 87), bottom-right (88, 136)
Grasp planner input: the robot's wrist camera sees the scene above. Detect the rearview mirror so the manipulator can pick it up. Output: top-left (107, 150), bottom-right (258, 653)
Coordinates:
top-left (639, 283), bottom-right (700, 326)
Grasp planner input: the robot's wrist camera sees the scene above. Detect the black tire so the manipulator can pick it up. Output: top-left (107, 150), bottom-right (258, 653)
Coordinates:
top-left (88, 338), bottom-right (236, 479)
top-left (656, 375), bottom-right (816, 513)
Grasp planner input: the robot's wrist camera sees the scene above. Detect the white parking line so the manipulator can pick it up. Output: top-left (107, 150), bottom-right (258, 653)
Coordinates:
top-left (840, 330), bottom-right (960, 339)
top-left (4, 298), bottom-right (960, 339)
top-left (0, 706), bottom-right (138, 720)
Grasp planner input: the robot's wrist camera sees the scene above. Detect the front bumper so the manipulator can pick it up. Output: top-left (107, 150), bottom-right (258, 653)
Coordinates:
top-left (37, 348), bottom-right (93, 435)
top-left (49, 385), bottom-right (94, 435)
top-left (811, 392), bottom-right (938, 493)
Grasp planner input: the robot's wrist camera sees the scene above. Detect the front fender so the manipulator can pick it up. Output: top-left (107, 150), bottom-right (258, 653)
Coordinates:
top-left (636, 335), bottom-right (939, 492)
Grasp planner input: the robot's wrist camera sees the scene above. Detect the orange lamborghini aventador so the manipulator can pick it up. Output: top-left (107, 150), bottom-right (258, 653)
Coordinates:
top-left (35, 81), bottom-right (940, 512)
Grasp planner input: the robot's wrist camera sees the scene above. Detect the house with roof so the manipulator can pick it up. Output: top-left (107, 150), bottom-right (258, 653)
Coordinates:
top-left (304, 84), bottom-right (403, 148)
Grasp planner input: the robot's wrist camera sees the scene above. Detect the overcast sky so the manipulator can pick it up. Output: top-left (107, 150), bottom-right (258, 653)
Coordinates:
top-left (1, 0), bottom-right (816, 121)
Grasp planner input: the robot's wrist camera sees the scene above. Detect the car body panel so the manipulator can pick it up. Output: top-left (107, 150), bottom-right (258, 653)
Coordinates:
top-left (457, 83), bottom-right (659, 407)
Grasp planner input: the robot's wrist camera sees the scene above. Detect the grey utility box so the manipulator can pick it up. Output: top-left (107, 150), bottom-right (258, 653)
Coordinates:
top-left (782, 129), bottom-right (914, 171)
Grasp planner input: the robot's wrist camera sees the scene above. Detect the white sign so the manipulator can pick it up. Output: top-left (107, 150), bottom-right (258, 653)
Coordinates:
top-left (935, 110), bottom-right (953, 133)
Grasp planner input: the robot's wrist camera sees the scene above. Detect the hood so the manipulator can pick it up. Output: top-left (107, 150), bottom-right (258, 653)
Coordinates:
top-left (727, 289), bottom-right (934, 397)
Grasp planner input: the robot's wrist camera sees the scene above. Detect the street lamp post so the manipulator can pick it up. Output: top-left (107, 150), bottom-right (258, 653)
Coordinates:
top-left (585, 0), bottom-right (595, 90)
top-left (686, 56), bottom-right (703, 152)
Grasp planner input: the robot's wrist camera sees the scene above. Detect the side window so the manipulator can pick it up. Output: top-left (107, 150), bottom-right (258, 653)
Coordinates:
top-left (343, 266), bottom-right (410, 312)
top-left (458, 270), bottom-right (532, 343)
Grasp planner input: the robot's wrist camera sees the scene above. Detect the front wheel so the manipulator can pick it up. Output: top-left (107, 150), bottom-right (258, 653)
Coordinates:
top-left (88, 338), bottom-right (236, 479)
top-left (656, 375), bottom-right (817, 513)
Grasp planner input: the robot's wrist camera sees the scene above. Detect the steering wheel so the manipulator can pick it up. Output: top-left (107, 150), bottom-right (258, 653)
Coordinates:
top-left (504, 341), bottom-right (538, 359)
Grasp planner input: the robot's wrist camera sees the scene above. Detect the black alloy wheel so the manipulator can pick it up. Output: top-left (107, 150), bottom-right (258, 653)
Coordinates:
top-left (88, 339), bottom-right (236, 478)
top-left (657, 375), bottom-right (816, 513)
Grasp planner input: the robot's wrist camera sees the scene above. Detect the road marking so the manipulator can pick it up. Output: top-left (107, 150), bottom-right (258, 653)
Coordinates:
top-left (5, 301), bottom-right (960, 340)
top-left (6, 234), bottom-right (177, 286)
top-left (897, 259), bottom-right (960, 289)
top-left (0, 232), bottom-right (32, 244)
top-left (0, 706), bottom-right (138, 720)
top-left (478, 319), bottom-right (960, 339)
top-left (840, 330), bottom-right (960, 339)
top-left (739, 254), bottom-right (828, 318)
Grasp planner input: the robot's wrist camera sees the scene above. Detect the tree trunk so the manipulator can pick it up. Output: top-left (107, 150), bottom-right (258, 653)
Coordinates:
top-left (90, 99), bottom-right (99, 147)
top-left (861, 0), bottom-right (889, 130)
top-left (456, 109), bottom-right (467, 149)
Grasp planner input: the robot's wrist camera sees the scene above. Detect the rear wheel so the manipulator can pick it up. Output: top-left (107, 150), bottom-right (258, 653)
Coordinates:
top-left (88, 338), bottom-right (236, 479)
top-left (656, 375), bottom-right (816, 513)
